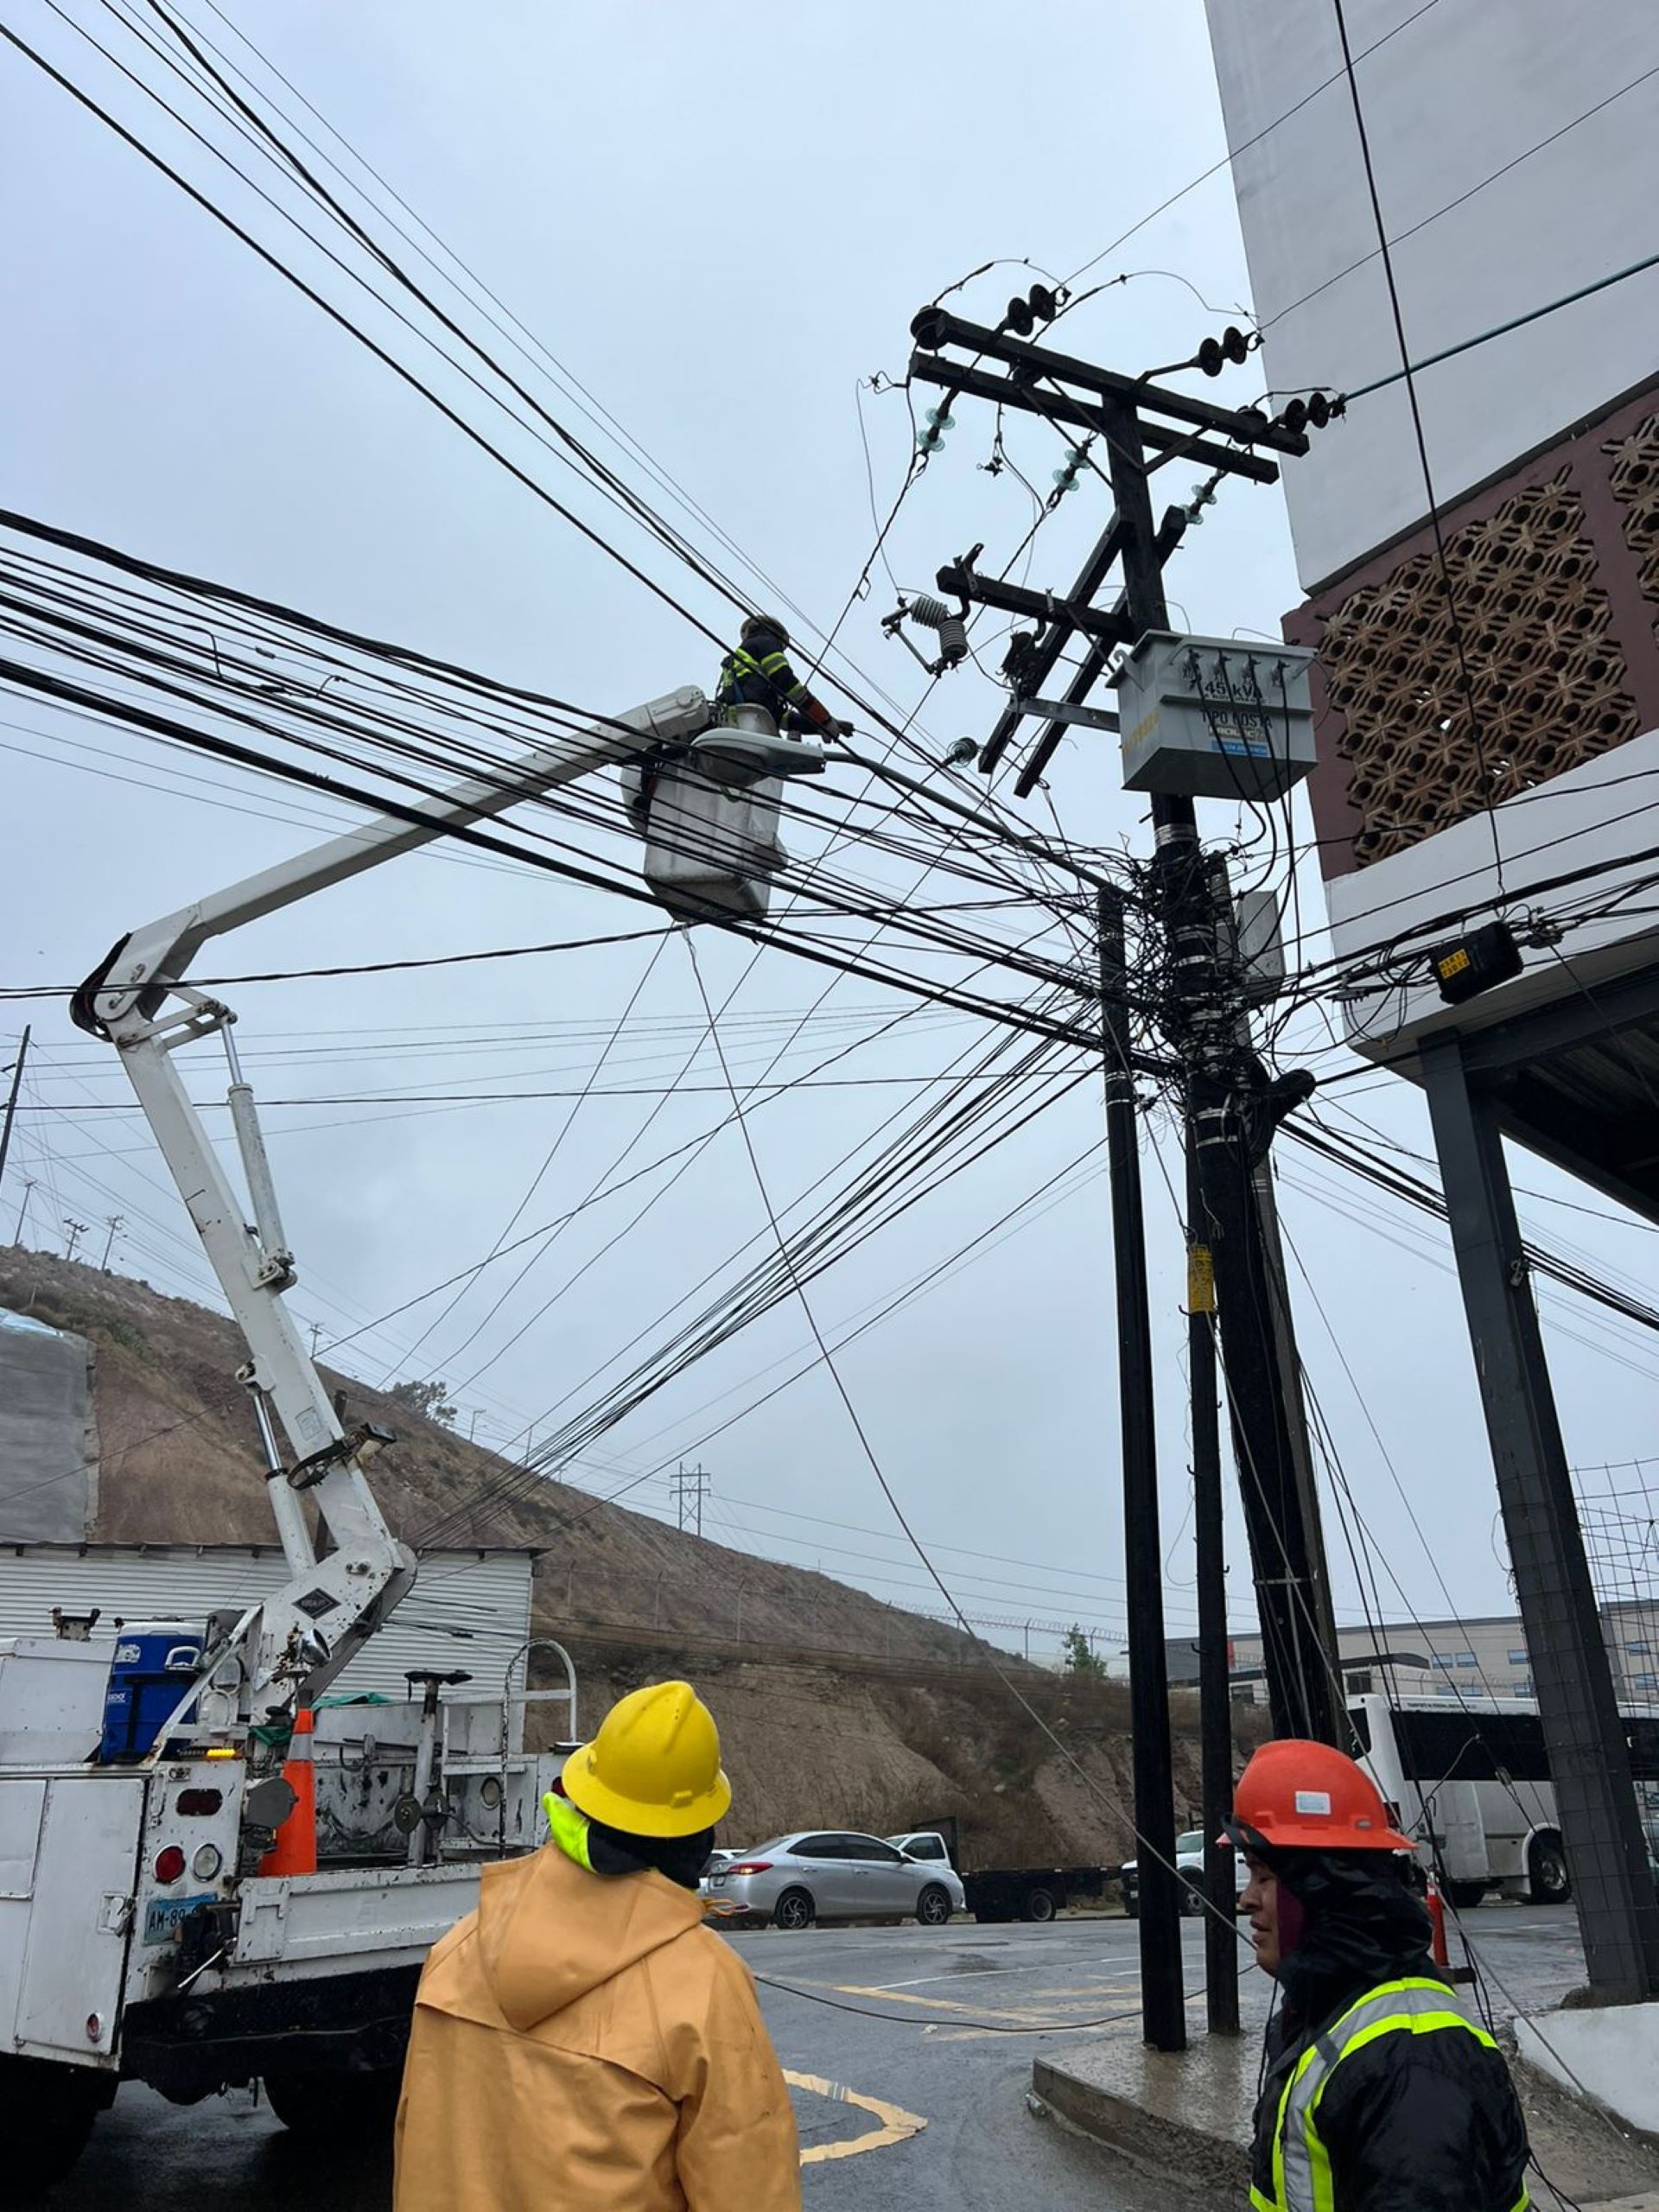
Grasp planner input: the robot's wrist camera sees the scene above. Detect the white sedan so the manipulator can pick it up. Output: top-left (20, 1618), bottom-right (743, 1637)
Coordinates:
top-left (702, 1830), bottom-right (967, 1928)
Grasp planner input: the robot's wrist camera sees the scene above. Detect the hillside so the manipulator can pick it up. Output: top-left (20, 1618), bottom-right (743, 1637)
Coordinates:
top-left (0, 1246), bottom-right (1265, 1859)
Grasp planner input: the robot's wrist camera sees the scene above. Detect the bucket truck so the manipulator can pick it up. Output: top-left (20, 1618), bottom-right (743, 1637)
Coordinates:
top-left (0, 683), bottom-right (823, 2192)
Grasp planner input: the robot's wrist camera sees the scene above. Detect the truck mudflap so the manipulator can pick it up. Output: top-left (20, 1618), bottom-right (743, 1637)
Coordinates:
top-left (120, 1964), bottom-right (421, 2103)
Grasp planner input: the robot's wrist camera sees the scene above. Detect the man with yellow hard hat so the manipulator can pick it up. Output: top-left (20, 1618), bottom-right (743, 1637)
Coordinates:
top-left (394, 1680), bottom-right (800, 2211)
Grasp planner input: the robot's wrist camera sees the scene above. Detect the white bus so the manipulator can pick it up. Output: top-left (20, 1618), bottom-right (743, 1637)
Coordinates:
top-left (1349, 1692), bottom-right (1659, 1907)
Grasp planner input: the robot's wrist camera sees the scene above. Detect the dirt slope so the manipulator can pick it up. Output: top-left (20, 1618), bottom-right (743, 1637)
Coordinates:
top-left (0, 1248), bottom-right (1263, 1860)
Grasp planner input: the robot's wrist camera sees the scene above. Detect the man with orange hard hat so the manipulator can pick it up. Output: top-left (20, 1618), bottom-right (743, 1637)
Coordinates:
top-left (1228, 1738), bottom-right (1529, 2212)
top-left (394, 1679), bottom-right (800, 2212)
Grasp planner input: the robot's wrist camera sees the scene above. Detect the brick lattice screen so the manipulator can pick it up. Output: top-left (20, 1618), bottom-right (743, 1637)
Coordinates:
top-left (1290, 391), bottom-right (1659, 876)
top-left (1607, 410), bottom-right (1659, 620)
top-left (1319, 468), bottom-right (1641, 868)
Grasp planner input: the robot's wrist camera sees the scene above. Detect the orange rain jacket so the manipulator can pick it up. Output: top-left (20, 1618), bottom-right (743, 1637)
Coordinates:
top-left (393, 1841), bottom-right (801, 2212)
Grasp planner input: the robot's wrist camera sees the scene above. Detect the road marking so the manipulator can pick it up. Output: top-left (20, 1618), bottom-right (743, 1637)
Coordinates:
top-left (868, 1961), bottom-right (1056, 1989)
top-left (783, 2069), bottom-right (926, 2163)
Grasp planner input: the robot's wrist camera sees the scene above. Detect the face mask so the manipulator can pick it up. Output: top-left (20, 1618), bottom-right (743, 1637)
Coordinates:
top-left (543, 1790), bottom-right (594, 1872)
top-left (1277, 1882), bottom-right (1306, 1958)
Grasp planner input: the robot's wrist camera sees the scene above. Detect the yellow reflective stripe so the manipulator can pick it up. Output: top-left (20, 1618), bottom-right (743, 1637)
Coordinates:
top-left (1322, 2012), bottom-right (1497, 2075)
top-left (758, 651), bottom-right (791, 673)
top-left (1273, 2038), bottom-right (1325, 2211)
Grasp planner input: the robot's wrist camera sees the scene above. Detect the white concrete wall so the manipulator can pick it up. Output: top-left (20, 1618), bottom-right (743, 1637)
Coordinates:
top-left (1321, 724), bottom-right (1659, 1066)
top-left (1203, 0), bottom-right (1659, 588)
top-left (1516, 2000), bottom-right (1659, 2135)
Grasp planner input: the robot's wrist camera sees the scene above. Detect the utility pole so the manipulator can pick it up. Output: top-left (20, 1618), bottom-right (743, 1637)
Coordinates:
top-left (99, 1215), bottom-right (124, 1271)
top-left (909, 304), bottom-right (1341, 1746)
top-left (64, 1218), bottom-right (90, 1263)
top-left (13, 1178), bottom-right (37, 1246)
top-left (1100, 887), bottom-right (1184, 2050)
top-left (1188, 1153), bottom-right (1239, 2035)
top-left (0, 1026), bottom-right (30, 1204)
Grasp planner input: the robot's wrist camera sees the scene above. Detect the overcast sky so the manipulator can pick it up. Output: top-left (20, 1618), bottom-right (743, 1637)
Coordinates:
top-left (3, 0), bottom-right (1656, 1675)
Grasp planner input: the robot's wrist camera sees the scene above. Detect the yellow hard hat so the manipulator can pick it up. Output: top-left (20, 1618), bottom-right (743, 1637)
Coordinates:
top-left (561, 1680), bottom-right (732, 1839)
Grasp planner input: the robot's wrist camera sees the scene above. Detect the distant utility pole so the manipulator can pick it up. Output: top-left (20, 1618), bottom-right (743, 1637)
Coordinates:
top-left (671, 1461), bottom-right (711, 1538)
top-left (13, 1178), bottom-right (37, 1246)
top-left (308, 1320), bottom-right (322, 1358)
top-left (99, 1215), bottom-right (124, 1271)
top-left (63, 1218), bottom-right (90, 1263)
top-left (909, 302), bottom-right (1342, 1750)
top-left (0, 1025), bottom-right (30, 1206)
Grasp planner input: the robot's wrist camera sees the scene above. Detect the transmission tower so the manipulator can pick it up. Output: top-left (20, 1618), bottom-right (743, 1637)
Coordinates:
top-left (671, 1462), bottom-right (711, 1538)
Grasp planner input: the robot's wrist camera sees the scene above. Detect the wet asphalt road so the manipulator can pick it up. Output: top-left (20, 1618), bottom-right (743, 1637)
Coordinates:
top-left (40, 1904), bottom-right (1581, 2212)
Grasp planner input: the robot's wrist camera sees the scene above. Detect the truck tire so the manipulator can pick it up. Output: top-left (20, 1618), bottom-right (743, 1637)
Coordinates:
top-left (0, 2055), bottom-right (112, 2203)
top-left (263, 2063), bottom-right (404, 2142)
top-left (1528, 1835), bottom-right (1572, 1904)
top-left (771, 1887), bottom-right (815, 1931)
top-left (916, 1884), bottom-right (953, 1926)
top-left (1021, 1886), bottom-right (1058, 1923)
top-left (1122, 1892), bottom-right (1139, 1920)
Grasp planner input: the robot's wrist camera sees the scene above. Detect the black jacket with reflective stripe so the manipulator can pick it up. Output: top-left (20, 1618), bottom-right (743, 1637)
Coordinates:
top-left (1249, 1853), bottom-right (1529, 2212)
top-left (716, 624), bottom-right (828, 728)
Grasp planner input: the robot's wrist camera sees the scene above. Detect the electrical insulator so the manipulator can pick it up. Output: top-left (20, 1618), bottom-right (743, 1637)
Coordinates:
top-left (1198, 325), bottom-right (1251, 377)
top-left (1051, 444), bottom-right (1087, 496)
top-left (918, 404), bottom-right (954, 455)
top-left (1005, 295), bottom-right (1035, 336)
top-left (1028, 285), bottom-right (1058, 324)
top-left (906, 595), bottom-right (968, 668)
top-left (1306, 391), bottom-right (1332, 429)
top-left (1185, 480), bottom-right (1218, 525)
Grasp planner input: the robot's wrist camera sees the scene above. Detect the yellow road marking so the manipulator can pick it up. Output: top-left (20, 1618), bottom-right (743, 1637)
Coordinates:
top-left (783, 2069), bottom-right (927, 2163)
top-left (830, 1980), bottom-right (1060, 2025)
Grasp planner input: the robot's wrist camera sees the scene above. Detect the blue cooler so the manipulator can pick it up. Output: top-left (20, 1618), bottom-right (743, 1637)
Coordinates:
top-left (99, 1619), bottom-right (204, 1763)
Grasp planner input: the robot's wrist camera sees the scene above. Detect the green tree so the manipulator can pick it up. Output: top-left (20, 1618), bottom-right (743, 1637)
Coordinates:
top-left (386, 1378), bottom-right (458, 1427)
top-left (1062, 1625), bottom-right (1108, 1678)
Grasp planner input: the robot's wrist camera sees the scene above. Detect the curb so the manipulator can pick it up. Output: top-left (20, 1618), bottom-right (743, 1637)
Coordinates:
top-left (1031, 2055), bottom-right (1249, 2196)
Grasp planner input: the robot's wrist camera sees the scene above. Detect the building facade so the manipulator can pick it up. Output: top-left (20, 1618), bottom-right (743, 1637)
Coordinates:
top-left (1173, 1600), bottom-right (1659, 1708)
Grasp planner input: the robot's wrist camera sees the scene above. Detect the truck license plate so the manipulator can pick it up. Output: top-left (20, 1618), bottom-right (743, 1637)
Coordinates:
top-left (143, 1892), bottom-right (216, 1946)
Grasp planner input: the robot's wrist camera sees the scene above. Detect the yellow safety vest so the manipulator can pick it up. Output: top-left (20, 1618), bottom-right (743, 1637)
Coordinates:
top-left (718, 645), bottom-right (804, 709)
top-left (1253, 1977), bottom-right (1529, 2212)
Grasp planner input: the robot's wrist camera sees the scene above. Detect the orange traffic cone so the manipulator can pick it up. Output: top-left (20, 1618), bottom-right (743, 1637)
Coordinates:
top-left (1426, 1870), bottom-right (1451, 1972)
top-left (259, 1707), bottom-right (317, 1877)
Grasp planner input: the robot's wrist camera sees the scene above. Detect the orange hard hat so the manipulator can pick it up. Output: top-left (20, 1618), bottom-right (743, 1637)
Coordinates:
top-left (1227, 1738), bottom-right (1415, 1853)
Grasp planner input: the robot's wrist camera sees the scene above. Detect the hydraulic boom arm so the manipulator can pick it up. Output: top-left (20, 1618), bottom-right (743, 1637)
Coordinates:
top-left (73, 687), bottom-right (714, 1707)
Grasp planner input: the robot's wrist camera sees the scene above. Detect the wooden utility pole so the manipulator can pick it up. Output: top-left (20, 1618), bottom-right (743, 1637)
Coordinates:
top-left (0, 1025), bottom-right (30, 1209)
top-left (909, 306), bottom-right (1341, 1747)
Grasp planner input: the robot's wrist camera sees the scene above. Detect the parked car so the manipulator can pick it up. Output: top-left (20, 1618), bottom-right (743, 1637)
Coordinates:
top-left (703, 1830), bottom-right (967, 1929)
top-left (1120, 1828), bottom-right (1247, 1918)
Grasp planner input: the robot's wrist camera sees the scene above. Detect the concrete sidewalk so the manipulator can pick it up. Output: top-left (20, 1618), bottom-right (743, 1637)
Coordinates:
top-left (1032, 2031), bottom-right (1659, 2209)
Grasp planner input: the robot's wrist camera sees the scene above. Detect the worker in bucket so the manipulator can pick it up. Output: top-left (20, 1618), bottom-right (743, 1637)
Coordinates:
top-left (716, 613), bottom-right (852, 739)
top-left (394, 1680), bottom-right (800, 2211)
top-left (1228, 1739), bottom-right (1529, 2212)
